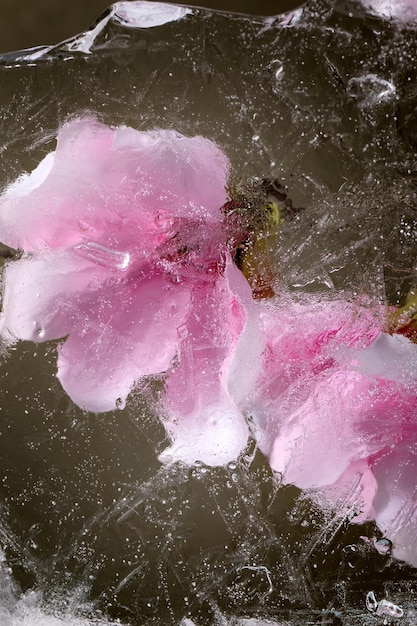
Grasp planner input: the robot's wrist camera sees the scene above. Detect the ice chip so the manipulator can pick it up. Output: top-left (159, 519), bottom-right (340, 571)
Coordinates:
top-left (346, 74), bottom-right (396, 108)
top-left (114, 1), bottom-right (192, 28)
top-left (74, 242), bottom-right (131, 271)
top-left (363, 0), bottom-right (417, 20)
top-left (374, 537), bottom-right (392, 555)
top-left (366, 591), bottom-right (404, 619)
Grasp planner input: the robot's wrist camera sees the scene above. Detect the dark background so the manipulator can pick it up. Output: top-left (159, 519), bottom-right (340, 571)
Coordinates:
top-left (0, 0), bottom-right (304, 53)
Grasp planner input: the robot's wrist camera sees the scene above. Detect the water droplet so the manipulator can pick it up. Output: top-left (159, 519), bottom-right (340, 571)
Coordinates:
top-left (77, 219), bottom-right (90, 231)
top-left (269, 59), bottom-right (284, 95)
top-left (33, 321), bottom-right (45, 339)
top-left (374, 537), bottom-right (392, 555)
top-left (115, 397), bottom-right (126, 410)
top-left (191, 469), bottom-right (202, 480)
top-left (366, 591), bottom-right (378, 613)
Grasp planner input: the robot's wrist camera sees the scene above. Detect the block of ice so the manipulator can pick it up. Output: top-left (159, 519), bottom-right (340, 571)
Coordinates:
top-left (1, 0), bottom-right (417, 623)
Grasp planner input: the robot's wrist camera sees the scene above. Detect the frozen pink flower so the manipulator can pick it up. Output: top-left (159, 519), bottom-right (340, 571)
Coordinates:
top-left (0, 117), bottom-right (259, 465)
top-left (3, 117), bottom-right (417, 565)
top-left (253, 298), bottom-right (417, 564)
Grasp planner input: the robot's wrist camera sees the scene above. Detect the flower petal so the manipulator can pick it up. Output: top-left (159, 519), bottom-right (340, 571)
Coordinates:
top-left (268, 355), bottom-right (417, 489)
top-left (160, 256), bottom-right (258, 466)
top-left (57, 274), bottom-right (191, 412)
top-left (0, 118), bottom-right (229, 253)
top-left (371, 446), bottom-right (417, 565)
top-left (253, 298), bottom-right (381, 456)
top-left (0, 249), bottom-right (113, 343)
top-left (268, 369), bottom-right (366, 488)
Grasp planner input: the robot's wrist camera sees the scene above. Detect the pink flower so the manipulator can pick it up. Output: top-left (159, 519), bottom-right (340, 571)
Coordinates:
top-left (253, 298), bottom-right (417, 564)
top-left (0, 117), bottom-right (258, 465)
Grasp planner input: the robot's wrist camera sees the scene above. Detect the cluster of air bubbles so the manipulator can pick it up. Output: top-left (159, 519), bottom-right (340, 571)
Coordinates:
top-left (190, 460), bottom-right (209, 480)
top-left (229, 565), bottom-right (273, 604)
top-left (226, 460), bottom-right (239, 488)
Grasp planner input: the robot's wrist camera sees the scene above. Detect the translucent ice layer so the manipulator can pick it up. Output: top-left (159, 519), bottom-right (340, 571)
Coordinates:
top-left (1, 0), bottom-right (417, 624)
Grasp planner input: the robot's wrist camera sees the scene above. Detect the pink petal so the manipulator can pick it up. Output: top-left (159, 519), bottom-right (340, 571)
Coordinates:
top-left (160, 256), bottom-right (259, 466)
top-left (323, 458), bottom-right (379, 523)
top-left (268, 355), bottom-right (417, 487)
top-left (0, 249), bottom-right (113, 343)
top-left (352, 331), bottom-right (417, 385)
top-left (253, 298), bottom-right (380, 455)
top-left (57, 274), bottom-right (191, 413)
top-left (370, 447), bottom-right (417, 565)
top-left (112, 125), bottom-right (230, 223)
top-left (268, 368), bottom-right (366, 488)
top-left (255, 297), bottom-right (417, 496)
top-left (0, 118), bottom-right (229, 253)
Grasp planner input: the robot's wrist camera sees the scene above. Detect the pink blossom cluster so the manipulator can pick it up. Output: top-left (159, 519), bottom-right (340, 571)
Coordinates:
top-left (1, 118), bottom-right (417, 566)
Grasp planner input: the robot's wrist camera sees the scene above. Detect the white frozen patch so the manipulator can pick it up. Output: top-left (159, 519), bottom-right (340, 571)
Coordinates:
top-left (346, 74), bottom-right (396, 107)
top-left (258, 8), bottom-right (303, 35)
top-left (15, 46), bottom-right (55, 62)
top-left (65, 9), bottom-right (115, 54)
top-left (363, 0), bottom-right (417, 20)
top-left (114, 1), bottom-right (192, 28)
top-left (277, 7), bottom-right (303, 27)
top-left (352, 332), bottom-right (417, 385)
top-left (0, 550), bottom-right (117, 626)
top-left (2, 152), bottom-right (54, 200)
top-left (159, 402), bottom-right (249, 467)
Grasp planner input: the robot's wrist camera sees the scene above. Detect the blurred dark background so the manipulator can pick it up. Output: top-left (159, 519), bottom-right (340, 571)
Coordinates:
top-left (0, 0), bottom-right (304, 53)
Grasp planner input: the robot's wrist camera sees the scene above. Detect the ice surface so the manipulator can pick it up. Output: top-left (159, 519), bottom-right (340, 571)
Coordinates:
top-left (1, 0), bottom-right (417, 624)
